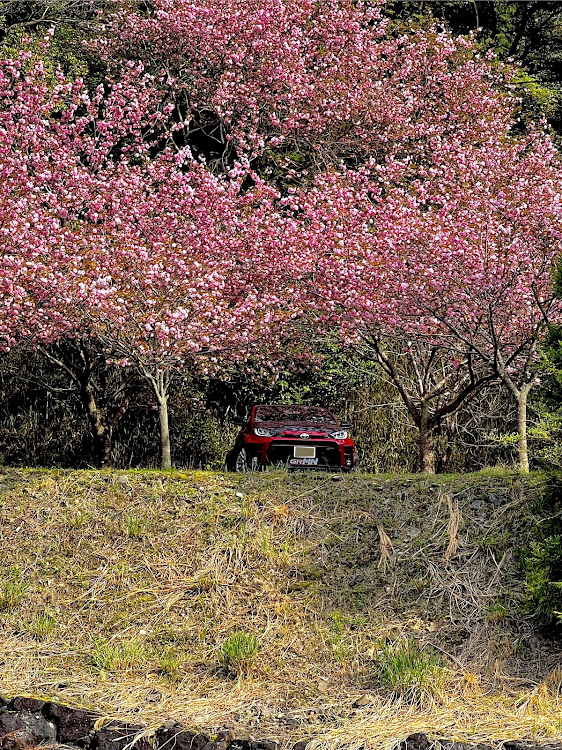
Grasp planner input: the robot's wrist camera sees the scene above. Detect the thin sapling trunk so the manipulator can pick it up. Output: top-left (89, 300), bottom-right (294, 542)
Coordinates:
top-left (157, 391), bottom-right (172, 470)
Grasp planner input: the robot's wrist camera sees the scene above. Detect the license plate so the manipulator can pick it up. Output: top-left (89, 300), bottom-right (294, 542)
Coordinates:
top-left (294, 446), bottom-right (316, 458)
top-left (289, 457), bottom-right (318, 466)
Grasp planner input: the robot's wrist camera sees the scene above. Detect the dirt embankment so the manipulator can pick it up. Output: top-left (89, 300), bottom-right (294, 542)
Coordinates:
top-left (1, 469), bottom-right (562, 750)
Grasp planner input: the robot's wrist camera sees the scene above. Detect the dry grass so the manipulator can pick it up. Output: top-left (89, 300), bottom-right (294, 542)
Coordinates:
top-left (377, 524), bottom-right (395, 573)
top-left (0, 468), bottom-right (561, 749)
top-left (443, 495), bottom-right (461, 563)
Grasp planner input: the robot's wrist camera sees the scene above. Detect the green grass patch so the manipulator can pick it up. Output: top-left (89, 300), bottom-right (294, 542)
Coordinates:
top-left (220, 631), bottom-right (259, 675)
top-left (378, 637), bottom-right (447, 704)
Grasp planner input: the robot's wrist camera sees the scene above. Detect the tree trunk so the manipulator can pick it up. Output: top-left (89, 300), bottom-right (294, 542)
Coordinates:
top-left (517, 389), bottom-right (529, 473)
top-left (102, 432), bottom-right (113, 469)
top-left (158, 392), bottom-right (172, 470)
top-left (419, 402), bottom-right (436, 474)
top-left (84, 382), bottom-right (112, 468)
top-left (145, 368), bottom-right (173, 470)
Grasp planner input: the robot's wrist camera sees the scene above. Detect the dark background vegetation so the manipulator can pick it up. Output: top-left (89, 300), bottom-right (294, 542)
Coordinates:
top-left (1, 338), bottom-right (559, 472)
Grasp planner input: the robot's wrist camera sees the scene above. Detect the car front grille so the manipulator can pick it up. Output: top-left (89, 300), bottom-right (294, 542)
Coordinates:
top-left (266, 441), bottom-right (342, 468)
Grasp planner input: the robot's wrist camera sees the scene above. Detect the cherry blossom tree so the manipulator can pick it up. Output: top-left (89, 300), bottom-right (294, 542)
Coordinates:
top-left (0, 42), bottom-right (295, 468)
top-left (76, 158), bottom-right (297, 469)
top-left (96, 0), bottom-right (562, 472)
top-left (0, 38), bottom-right (164, 348)
top-left (394, 129), bottom-right (562, 471)
top-left (276, 170), bottom-right (497, 473)
top-left (101, 0), bottom-right (515, 174)
top-left (0, 42), bottom-right (181, 466)
top-left (3, 6), bottom-right (562, 475)
top-left (286, 124), bottom-right (562, 471)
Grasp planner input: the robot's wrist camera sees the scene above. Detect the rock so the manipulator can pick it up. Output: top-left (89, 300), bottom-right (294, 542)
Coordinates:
top-left (395, 736), bottom-right (496, 750)
top-left (470, 499), bottom-right (485, 510)
top-left (227, 741), bottom-right (278, 750)
top-left (117, 476), bottom-right (132, 492)
top-left (94, 724), bottom-right (152, 750)
top-left (145, 689), bottom-right (162, 704)
top-left (216, 730), bottom-right (236, 744)
top-left (0, 730), bottom-right (36, 750)
top-left (396, 734), bottom-right (431, 750)
top-left (154, 727), bottom-right (209, 750)
top-left (292, 743), bottom-right (308, 750)
top-left (8, 699), bottom-right (45, 714)
top-left (396, 737), bottom-right (495, 750)
top-left (43, 703), bottom-right (97, 744)
top-left (0, 712), bottom-right (56, 745)
top-left (352, 694), bottom-right (373, 708)
top-left (527, 636), bottom-right (540, 653)
top-left (405, 526), bottom-right (421, 538)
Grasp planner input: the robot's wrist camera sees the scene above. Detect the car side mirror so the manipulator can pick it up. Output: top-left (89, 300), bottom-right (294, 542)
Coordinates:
top-left (232, 416), bottom-right (246, 426)
top-left (340, 421), bottom-right (353, 429)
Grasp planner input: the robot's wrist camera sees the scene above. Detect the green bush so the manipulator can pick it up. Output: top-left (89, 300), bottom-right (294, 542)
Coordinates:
top-left (174, 411), bottom-right (233, 470)
top-left (524, 536), bottom-right (562, 624)
top-left (524, 475), bottom-right (562, 625)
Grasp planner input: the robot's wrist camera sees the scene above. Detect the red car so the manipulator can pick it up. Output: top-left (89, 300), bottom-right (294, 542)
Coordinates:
top-left (225, 404), bottom-right (357, 472)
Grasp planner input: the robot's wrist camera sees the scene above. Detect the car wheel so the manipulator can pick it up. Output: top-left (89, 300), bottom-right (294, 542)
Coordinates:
top-left (235, 447), bottom-right (249, 473)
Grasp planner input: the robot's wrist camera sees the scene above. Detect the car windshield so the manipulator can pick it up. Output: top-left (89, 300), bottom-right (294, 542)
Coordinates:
top-left (254, 406), bottom-right (337, 425)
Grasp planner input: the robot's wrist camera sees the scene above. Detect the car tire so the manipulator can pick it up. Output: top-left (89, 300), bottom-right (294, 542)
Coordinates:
top-left (235, 447), bottom-right (249, 473)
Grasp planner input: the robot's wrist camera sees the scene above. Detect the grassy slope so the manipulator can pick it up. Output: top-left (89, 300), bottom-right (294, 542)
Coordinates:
top-left (0, 468), bottom-right (561, 750)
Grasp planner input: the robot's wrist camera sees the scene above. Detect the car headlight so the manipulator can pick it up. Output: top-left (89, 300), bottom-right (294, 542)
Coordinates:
top-left (254, 428), bottom-right (273, 437)
top-left (330, 430), bottom-right (348, 440)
